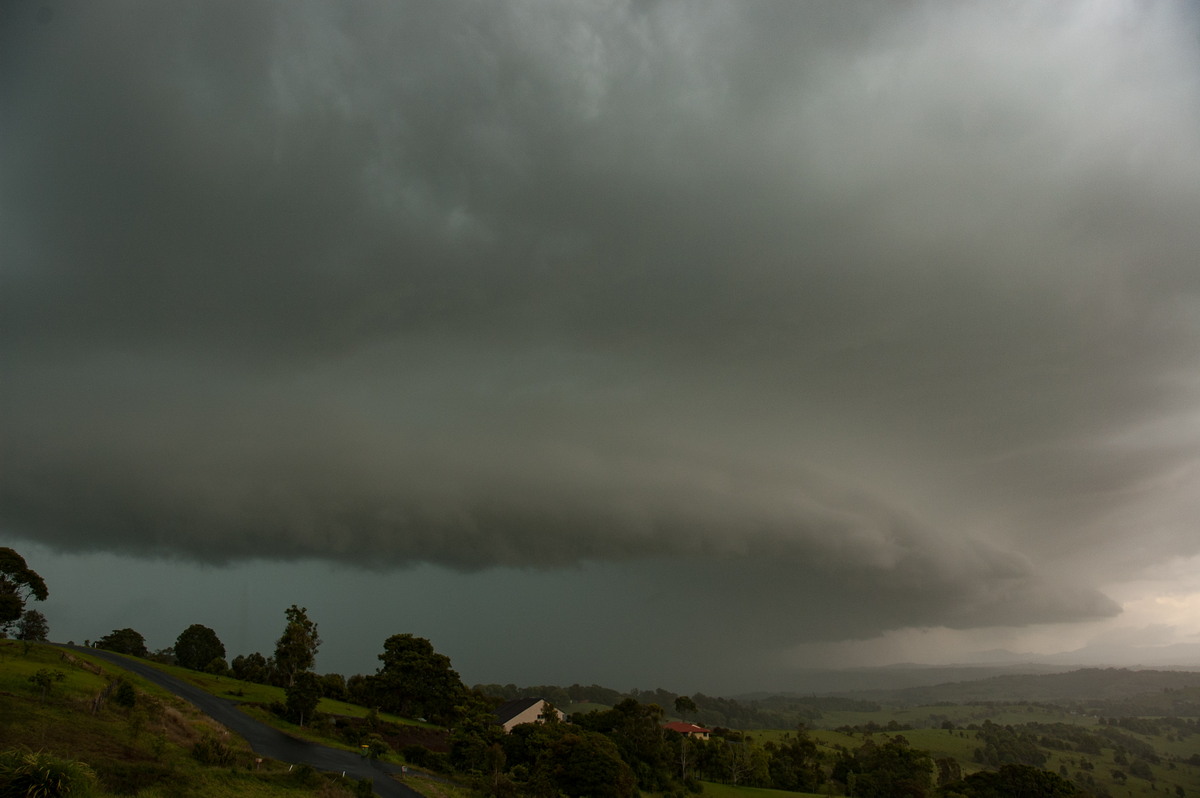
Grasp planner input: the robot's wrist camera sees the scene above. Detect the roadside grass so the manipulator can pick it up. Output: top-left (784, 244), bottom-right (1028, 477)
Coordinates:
top-left (0, 642), bottom-right (365, 797)
top-left (698, 781), bottom-right (823, 798)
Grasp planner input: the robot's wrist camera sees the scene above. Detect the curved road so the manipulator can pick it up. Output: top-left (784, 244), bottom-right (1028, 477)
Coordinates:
top-left (70, 646), bottom-right (421, 798)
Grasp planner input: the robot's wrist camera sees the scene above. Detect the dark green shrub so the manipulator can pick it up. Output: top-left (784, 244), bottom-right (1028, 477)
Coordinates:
top-left (112, 679), bottom-right (137, 709)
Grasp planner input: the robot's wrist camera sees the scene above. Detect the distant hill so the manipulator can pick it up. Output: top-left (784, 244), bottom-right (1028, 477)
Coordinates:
top-left (776, 667), bottom-right (1200, 709)
top-left (739, 663), bottom-right (1079, 698)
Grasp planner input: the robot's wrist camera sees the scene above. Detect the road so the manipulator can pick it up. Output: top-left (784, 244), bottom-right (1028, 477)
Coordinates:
top-left (71, 646), bottom-right (422, 798)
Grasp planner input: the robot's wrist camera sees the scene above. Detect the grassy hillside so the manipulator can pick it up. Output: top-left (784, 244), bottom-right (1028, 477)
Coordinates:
top-left (0, 641), bottom-right (385, 797)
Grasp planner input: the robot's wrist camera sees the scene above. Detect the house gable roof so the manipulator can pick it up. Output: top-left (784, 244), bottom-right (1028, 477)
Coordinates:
top-left (664, 721), bottom-right (711, 734)
top-left (496, 697), bottom-right (547, 726)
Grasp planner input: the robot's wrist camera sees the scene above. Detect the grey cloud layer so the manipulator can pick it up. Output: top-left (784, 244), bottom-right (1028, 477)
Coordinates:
top-left (4, 0), bottom-right (1199, 645)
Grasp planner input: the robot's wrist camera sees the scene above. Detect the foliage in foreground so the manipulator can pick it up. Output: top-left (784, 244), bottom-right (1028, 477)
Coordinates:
top-left (0, 749), bottom-right (96, 797)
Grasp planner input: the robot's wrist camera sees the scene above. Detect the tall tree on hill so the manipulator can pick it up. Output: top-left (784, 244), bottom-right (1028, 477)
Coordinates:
top-left (272, 605), bottom-right (320, 687)
top-left (0, 547), bottom-right (48, 637)
top-left (371, 633), bottom-right (464, 724)
top-left (174, 623), bottom-right (226, 671)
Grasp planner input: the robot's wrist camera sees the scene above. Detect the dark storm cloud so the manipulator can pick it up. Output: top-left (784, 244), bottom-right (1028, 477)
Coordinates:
top-left (4, 0), bottom-right (1199, 650)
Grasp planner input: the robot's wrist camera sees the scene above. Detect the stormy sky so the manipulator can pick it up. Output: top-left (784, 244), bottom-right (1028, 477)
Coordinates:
top-left (3, 0), bottom-right (1199, 692)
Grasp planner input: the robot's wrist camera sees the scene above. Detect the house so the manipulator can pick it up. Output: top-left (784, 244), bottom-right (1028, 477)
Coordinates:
top-left (495, 697), bottom-right (565, 732)
top-left (664, 721), bottom-right (711, 740)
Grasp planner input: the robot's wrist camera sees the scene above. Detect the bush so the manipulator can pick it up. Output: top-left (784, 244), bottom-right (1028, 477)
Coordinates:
top-left (401, 744), bottom-right (433, 767)
top-left (191, 735), bottom-right (236, 767)
top-left (0, 749), bottom-right (96, 797)
top-left (112, 679), bottom-right (137, 709)
top-left (289, 763), bottom-right (320, 788)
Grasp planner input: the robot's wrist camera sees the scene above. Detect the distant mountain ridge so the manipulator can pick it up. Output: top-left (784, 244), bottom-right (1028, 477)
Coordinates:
top-left (755, 666), bottom-right (1200, 708)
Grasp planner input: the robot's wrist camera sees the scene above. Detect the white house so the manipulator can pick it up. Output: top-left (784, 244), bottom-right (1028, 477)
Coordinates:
top-left (495, 697), bottom-right (565, 732)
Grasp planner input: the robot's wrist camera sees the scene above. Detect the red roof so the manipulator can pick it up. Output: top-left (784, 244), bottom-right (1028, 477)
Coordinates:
top-left (664, 721), bottom-right (710, 734)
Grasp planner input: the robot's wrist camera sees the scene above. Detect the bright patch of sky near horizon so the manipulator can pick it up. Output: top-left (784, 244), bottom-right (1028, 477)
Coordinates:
top-left (3, 0), bottom-right (1200, 692)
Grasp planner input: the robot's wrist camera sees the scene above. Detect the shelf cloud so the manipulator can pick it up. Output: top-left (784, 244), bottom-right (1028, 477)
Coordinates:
top-left (3, 0), bottom-right (1198, 682)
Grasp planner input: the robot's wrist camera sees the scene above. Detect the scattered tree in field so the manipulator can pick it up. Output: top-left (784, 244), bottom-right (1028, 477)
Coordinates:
top-left (96, 627), bottom-right (149, 657)
top-left (0, 547), bottom-right (48, 636)
top-left (28, 668), bottom-right (65, 703)
top-left (16, 609), bottom-right (49, 642)
top-left (272, 605), bottom-right (320, 687)
top-left (173, 623), bottom-right (225, 671)
top-left (370, 633), bottom-right (464, 724)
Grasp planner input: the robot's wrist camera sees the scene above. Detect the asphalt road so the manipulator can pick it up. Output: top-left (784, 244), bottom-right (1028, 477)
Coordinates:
top-left (71, 646), bottom-right (422, 798)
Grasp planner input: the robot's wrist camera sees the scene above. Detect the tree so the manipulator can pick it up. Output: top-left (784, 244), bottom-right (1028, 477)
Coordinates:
top-left (674, 695), bottom-right (698, 719)
top-left (574, 699), bottom-right (676, 793)
top-left (272, 605), bottom-right (320, 687)
top-left (319, 672), bottom-right (348, 700)
top-left (96, 627), bottom-right (149, 657)
top-left (0, 547), bottom-right (48, 636)
top-left (231, 651), bottom-right (271, 683)
top-left (833, 735), bottom-right (933, 798)
top-left (204, 657), bottom-right (230, 676)
top-left (174, 623), bottom-right (226, 671)
top-left (284, 670), bottom-right (323, 727)
top-left (28, 668), bottom-right (65, 703)
top-left (766, 729), bottom-right (825, 792)
top-left (544, 729), bottom-right (638, 798)
top-left (15, 609), bottom-right (49, 642)
top-left (371, 633), bottom-right (464, 724)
